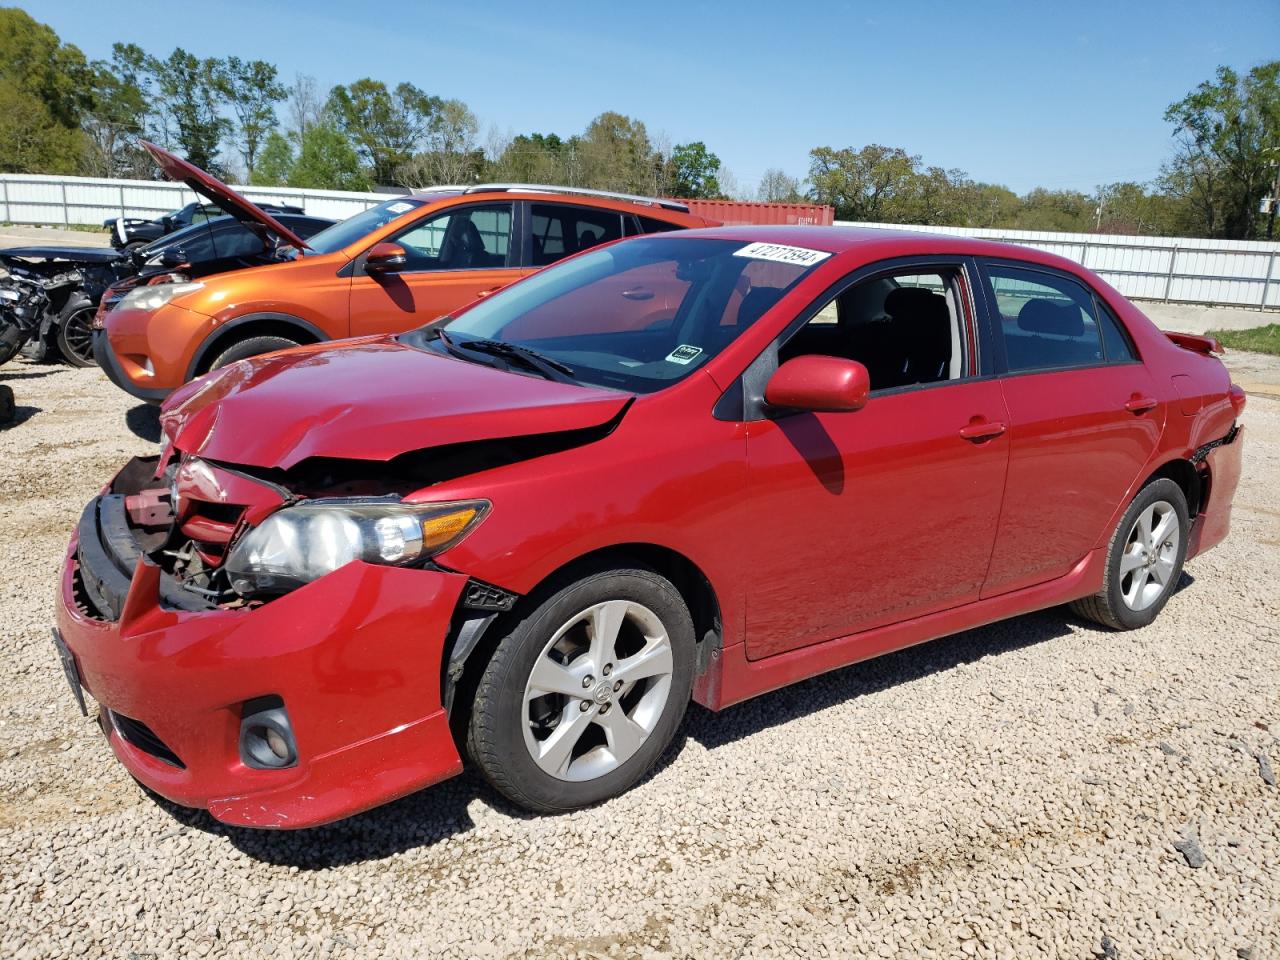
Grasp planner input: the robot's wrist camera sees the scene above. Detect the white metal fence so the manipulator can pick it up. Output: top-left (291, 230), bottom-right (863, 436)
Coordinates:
top-left (3, 173), bottom-right (1277, 310)
top-left (835, 219), bottom-right (1280, 310)
top-left (0, 173), bottom-right (385, 227)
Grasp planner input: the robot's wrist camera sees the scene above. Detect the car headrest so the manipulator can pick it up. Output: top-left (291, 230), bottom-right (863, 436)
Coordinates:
top-left (737, 287), bottom-right (784, 328)
top-left (1017, 298), bottom-right (1083, 337)
top-left (885, 287), bottom-right (948, 324)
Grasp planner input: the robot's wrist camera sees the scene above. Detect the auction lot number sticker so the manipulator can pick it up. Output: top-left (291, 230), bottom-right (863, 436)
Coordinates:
top-left (733, 242), bottom-right (832, 267)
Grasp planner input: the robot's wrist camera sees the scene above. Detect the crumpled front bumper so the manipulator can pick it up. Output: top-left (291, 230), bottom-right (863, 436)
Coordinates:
top-left (55, 494), bottom-right (468, 829)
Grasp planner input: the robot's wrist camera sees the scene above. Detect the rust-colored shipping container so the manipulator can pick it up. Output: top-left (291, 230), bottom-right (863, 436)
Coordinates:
top-left (670, 199), bottom-right (834, 227)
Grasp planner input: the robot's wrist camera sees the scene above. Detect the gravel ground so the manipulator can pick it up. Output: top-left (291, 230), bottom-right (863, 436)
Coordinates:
top-left (0, 359), bottom-right (1277, 960)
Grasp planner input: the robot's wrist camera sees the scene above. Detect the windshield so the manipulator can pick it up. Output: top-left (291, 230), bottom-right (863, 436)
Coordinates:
top-left (302, 197), bottom-right (428, 255)
top-left (408, 236), bottom-right (828, 393)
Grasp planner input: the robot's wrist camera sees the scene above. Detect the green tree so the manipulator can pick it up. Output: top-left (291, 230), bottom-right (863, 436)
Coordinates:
top-left (326, 79), bottom-right (441, 184)
top-left (148, 48), bottom-right (230, 173)
top-left (251, 131), bottom-right (295, 186)
top-left (0, 7), bottom-right (91, 172)
top-left (579, 112), bottom-right (656, 193)
top-left (807, 144), bottom-right (919, 221)
top-left (1162, 61), bottom-right (1280, 239)
top-left (218, 56), bottom-right (286, 177)
top-left (667, 141), bottom-right (722, 199)
top-left (400, 98), bottom-right (482, 186)
top-left (1009, 188), bottom-right (1094, 231)
top-left (757, 168), bottom-right (804, 203)
top-left (290, 122), bottom-right (369, 190)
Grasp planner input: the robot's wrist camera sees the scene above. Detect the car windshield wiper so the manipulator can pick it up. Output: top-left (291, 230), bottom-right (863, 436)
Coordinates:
top-left (428, 327), bottom-right (476, 364)
top-left (457, 338), bottom-right (577, 383)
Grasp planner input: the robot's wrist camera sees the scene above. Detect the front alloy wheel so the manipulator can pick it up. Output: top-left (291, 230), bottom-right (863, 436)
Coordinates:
top-left (468, 566), bottom-right (695, 812)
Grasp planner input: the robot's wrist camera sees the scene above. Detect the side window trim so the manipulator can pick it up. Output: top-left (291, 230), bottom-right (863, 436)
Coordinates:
top-left (717, 255), bottom-right (984, 422)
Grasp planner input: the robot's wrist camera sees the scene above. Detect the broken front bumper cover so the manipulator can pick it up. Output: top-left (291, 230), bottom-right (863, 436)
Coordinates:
top-left (56, 493), bottom-right (467, 829)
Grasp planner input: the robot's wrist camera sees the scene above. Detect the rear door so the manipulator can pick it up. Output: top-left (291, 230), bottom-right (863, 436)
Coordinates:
top-left (348, 202), bottom-right (521, 336)
top-left (976, 260), bottom-right (1164, 597)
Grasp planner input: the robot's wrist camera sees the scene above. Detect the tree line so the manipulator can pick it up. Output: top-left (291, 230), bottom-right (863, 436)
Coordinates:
top-left (1, 7), bottom-right (1275, 239)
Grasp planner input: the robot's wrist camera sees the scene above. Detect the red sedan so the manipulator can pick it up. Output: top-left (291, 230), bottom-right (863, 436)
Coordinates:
top-left (54, 227), bottom-right (1245, 827)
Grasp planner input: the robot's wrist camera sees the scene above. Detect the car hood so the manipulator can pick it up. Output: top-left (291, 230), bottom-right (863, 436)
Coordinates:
top-left (141, 140), bottom-right (309, 251)
top-left (160, 337), bottom-right (633, 470)
top-left (0, 246), bottom-right (122, 265)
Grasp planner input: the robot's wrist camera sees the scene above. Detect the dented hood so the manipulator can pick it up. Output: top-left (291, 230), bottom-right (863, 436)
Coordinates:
top-left (160, 338), bottom-right (632, 470)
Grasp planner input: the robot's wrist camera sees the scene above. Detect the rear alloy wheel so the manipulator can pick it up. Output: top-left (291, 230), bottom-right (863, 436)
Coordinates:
top-left (1071, 477), bottom-right (1189, 630)
top-left (467, 567), bottom-right (695, 812)
top-left (56, 305), bottom-right (98, 367)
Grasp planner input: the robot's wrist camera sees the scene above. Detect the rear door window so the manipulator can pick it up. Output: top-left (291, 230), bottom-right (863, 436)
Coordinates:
top-left (982, 263), bottom-right (1104, 372)
top-left (529, 204), bottom-right (624, 267)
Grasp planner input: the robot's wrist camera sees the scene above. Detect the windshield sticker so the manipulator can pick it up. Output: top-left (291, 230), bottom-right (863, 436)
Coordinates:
top-left (665, 344), bottom-right (703, 365)
top-left (733, 242), bottom-right (831, 267)
top-left (386, 201), bottom-right (414, 214)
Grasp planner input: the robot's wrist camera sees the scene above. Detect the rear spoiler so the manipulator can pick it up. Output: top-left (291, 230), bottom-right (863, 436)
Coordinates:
top-left (1166, 331), bottom-right (1223, 355)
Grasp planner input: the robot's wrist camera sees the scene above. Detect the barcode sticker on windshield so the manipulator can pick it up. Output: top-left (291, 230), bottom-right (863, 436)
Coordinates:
top-left (387, 202), bottom-right (414, 213)
top-left (733, 242), bottom-right (831, 267)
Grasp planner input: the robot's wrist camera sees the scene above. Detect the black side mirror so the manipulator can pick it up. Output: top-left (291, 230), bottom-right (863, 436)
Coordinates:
top-left (160, 247), bottom-right (187, 267)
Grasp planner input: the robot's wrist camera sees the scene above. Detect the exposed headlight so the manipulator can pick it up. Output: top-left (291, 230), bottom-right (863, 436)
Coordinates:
top-left (224, 498), bottom-right (489, 596)
top-left (118, 281), bottom-right (202, 313)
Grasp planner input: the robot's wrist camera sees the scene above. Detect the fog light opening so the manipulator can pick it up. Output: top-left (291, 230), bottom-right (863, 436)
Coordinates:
top-left (239, 696), bottom-right (298, 769)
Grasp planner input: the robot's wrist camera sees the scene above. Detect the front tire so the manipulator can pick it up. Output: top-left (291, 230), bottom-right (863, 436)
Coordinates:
top-left (208, 335), bottom-right (300, 371)
top-left (56, 304), bottom-right (98, 367)
top-left (467, 565), bottom-right (695, 813)
top-left (1071, 478), bottom-right (1189, 630)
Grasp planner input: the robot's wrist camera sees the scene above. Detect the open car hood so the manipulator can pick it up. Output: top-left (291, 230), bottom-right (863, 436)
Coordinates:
top-left (0, 246), bottom-right (122, 265)
top-left (141, 141), bottom-right (309, 250)
top-left (160, 338), bottom-right (632, 470)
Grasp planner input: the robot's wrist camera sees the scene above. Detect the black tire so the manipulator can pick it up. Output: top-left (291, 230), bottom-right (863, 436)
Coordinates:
top-left (56, 305), bottom-right (98, 367)
top-left (0, 326), bottom-right (25, 366)
top-left (467, 565), bottom-right (696, 813)
top-left (1071, 478), bottom-right (1189, 630)
top-left (208, 335), bottom-right (300, 371)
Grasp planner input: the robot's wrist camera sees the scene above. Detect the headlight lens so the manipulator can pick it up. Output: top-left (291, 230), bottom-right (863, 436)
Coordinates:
top-left (224, 498), bottom-right (489, 596)
top-left (118, 280), bottom-right (202, 313)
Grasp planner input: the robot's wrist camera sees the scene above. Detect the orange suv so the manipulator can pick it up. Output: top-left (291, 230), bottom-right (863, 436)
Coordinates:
top-left (96, 143), bottom-right (714, 403)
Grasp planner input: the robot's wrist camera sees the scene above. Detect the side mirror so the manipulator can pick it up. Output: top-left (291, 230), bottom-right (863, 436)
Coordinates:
top-left (764, 355), bottom-right (870, 414)
top-left (160, 247), bottom-right (187, 267)
top-left (365, 242), bottom-right (408, 275)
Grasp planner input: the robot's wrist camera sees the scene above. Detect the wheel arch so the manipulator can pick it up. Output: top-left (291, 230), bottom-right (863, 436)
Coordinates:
top-left (186, 312), bottom-right (328, 379)
top-left (1141, 457), bottom-right (1203, 518)
top-left (442, 541), bottom-right (724, 739)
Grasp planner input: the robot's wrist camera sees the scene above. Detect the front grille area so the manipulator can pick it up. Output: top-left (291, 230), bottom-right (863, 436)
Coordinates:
top-left (110, 711), bottom-right (185, 768)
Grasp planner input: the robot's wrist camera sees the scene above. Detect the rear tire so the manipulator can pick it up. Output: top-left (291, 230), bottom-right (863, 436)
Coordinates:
top-left (1071, 478), bottom-right (1189, 630)
top-left (0, 326), bottom-right (24, 366)
top-left (467, 565), bottom-right (695, 813)
top-left (208, 335), bottom-right (300, 371)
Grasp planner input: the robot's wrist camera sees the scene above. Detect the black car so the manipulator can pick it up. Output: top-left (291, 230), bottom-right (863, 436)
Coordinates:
top-left (104, 200), bottom-right (306, 251)
top-left (0, 214), bottom-right (332, 367)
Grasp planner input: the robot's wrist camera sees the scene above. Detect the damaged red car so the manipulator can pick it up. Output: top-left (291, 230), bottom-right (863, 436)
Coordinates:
top-left (54, 227), bottom-right (1245, 828)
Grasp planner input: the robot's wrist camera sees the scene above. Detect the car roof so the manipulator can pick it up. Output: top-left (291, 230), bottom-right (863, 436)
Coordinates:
top-left (425, 189), bottom-right (709, 226)
top-left (660, 224), bottom-right (1087, 273)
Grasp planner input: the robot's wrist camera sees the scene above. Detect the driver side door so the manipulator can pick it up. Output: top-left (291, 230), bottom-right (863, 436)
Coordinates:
top-left (348, 202), bottom-right (524, 337)
top-left (743, 260), bottom-right (1011, 659)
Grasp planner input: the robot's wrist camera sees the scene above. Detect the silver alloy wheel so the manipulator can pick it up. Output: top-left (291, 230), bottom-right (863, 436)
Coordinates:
top-left (1118, 499), bottom-right (1180, 612)
top-left (522, 599), bottom-right (674, 782)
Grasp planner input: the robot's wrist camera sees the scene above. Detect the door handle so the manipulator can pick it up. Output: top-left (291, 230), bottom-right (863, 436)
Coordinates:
top-left (1124, 395), bottom-right (1158, 414)
top-left (959, 418), bottom-right (1007, 442)
top-left (622, 287), bottom-right (654, 301)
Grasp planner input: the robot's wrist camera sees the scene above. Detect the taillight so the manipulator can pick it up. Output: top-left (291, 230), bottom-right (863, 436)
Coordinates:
top-left (1228, 384), bottom-right (1246, 416)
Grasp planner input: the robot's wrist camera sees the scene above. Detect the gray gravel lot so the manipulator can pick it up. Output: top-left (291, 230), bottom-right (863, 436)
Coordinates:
top-left (0, 359), bottom-right (1277, 960)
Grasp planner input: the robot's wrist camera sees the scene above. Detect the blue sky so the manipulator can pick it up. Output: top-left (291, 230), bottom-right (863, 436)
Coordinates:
top-left (26, 0), bottom-right (1280, 195)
